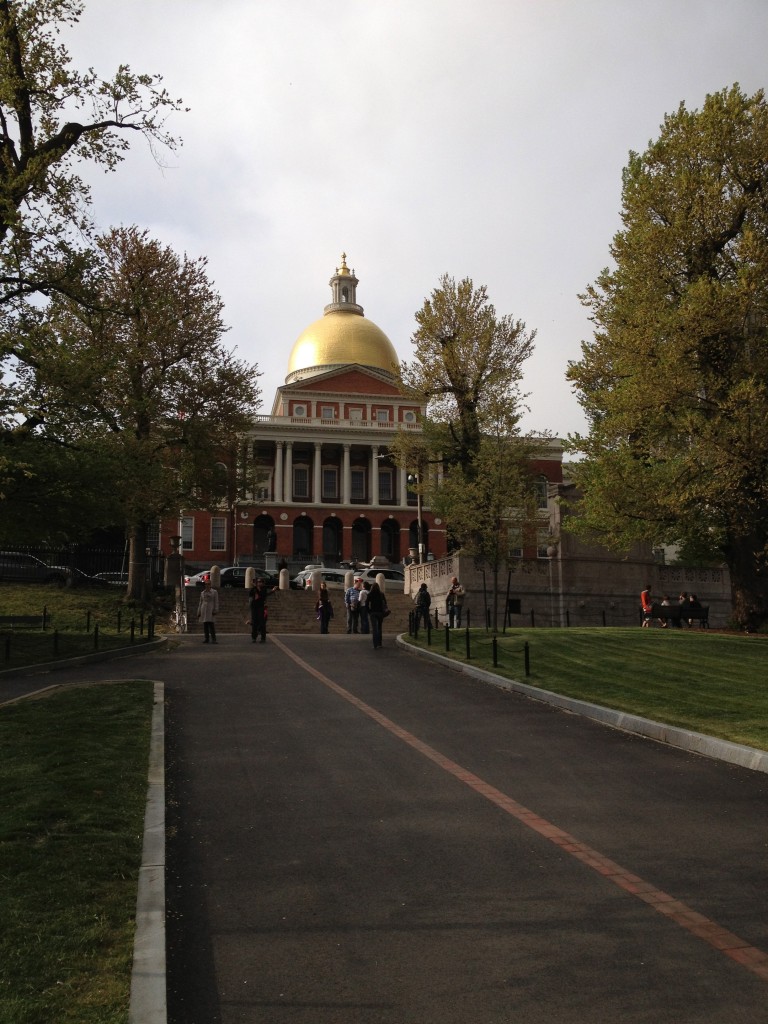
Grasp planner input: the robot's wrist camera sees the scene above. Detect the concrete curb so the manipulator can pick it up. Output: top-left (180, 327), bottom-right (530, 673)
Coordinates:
top-left (397, 635), bottom-right (768, 775)
top-left (130, 681), bottom-right (166, 1024)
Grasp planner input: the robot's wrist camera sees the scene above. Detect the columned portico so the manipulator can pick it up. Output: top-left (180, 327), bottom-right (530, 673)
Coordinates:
top-left (371, 445), bottom-right (379, 506)
top-left (283, 442), bottom-right (293, 503)
top-left (342, 444), bottom-right (351, 505)
top-left (274, 441), bottom-right (284, 502)
top-left (313, 442), bottom-right (322, 502)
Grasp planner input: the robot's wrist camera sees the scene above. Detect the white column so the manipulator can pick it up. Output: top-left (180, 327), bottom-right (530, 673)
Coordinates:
top-left (284, 442), bottom-right (293, 503)
top-left (370, 445), bottom-right (379, 506)
top-left (342, 444), bottom-right (351, 505)
top-left (274, 442), bottom-right (283, 503)
top-left (313, 442), bottom-right (322, 503)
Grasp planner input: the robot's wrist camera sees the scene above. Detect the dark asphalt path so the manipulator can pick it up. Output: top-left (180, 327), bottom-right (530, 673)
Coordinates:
top-left (5, 633), bottom-right (768, 1023)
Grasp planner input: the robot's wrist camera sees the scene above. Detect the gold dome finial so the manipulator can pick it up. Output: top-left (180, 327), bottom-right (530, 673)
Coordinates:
top-left (338, 252), bottom-right (350, 276)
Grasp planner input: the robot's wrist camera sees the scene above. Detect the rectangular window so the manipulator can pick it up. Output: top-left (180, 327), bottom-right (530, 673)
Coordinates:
top-left (507, 528), bottom-right (522, 559)
top-left (351, 468), bottom-right (366, 500)
top-left (535, 477), bottom-right (549, 510)
top-left (321, 405), bottom-right (335, 420)
top-left (379, 469), bottom-right (393, 501)
top-left (293, 466), bottom-right (309, 498)
top-left (181, 517), bottom-right (194, 551)
top-left (211, 516), bottom-right (226, 551)
top-left (349, 407), bottom-right (364, 421)
top-left (537, 529), bottom-right (550, 559)
top-left (322, 468), bottom-right (338, 499)
top-left (376, 409), bottom-right (390, 423)
top-left (254, 469), bottom-right (271, 502)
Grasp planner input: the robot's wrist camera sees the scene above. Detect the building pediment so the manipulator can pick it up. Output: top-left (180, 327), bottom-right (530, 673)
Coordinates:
top-left (272, 364), bottom-right (403, 414)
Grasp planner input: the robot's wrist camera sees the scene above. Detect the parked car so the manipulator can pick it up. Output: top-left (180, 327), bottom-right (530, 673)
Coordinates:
top-left (304, 568), bottom-right (347, 590)
top-left (219, 566), bottom-right (278, 588)
top-left (92, 571), bottom-right (130, 586)
top-left (290, 570), bottom-right (313, 590)
top-left (354, 567), bottom-right (406, 586)
top-left (185, 569), bottom-right (210, 588)
top-left (0, 551), bottom-right (73, 587)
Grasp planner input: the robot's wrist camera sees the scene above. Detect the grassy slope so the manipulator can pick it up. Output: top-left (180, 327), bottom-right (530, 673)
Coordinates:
top-left (408, 627), bottom-right (768, 750)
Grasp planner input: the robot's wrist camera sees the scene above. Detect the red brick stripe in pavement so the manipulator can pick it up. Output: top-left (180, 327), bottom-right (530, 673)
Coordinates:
top-left (271, 635), bottom-right (768, 985)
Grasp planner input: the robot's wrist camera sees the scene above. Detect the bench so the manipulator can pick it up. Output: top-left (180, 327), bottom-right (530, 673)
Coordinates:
top-left (649, 603), bottom-right (709, 628)
top-left (0, 614), bottom-right (49, 630)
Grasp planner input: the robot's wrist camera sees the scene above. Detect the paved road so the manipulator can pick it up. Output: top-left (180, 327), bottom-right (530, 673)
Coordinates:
top-left (5, 633), bottom-right (768, 1023)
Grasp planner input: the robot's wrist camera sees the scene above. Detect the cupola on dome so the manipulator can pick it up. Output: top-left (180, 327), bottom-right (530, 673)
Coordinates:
top-left (286, 255), bottom-right (399, 384)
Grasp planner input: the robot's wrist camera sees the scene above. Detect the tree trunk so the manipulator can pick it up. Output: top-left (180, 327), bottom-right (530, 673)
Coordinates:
top-left (127, 523), bottom-right (151, 604)
top-left (723, 532), bottom-right (768, 631)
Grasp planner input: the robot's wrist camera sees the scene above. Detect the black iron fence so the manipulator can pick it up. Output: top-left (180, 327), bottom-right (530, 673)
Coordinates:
top-left (0, 545), bottom-right (165, 587)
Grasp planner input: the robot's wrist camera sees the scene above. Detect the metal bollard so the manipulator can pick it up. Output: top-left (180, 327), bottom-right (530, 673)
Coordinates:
top-left (524, 641), bottom-right (530, 676)
top-left (130, 619), bottom-right (136, 644)
top-left (492, 635), bottom-right (498, 667)
top-left (445, 624), bottom-right (450, 652)
top-left (94, 624), bottom-right (99, 650)
top-left (465, 626), bottom-right (471, 659)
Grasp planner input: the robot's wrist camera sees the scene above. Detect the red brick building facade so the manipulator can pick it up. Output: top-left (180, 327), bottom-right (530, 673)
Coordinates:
top-left (162, 256), bottom-right (563, 570)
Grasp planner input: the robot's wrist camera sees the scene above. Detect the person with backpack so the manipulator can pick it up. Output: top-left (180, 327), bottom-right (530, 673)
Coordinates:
top-left (414, 582), bottom-right (431, 631)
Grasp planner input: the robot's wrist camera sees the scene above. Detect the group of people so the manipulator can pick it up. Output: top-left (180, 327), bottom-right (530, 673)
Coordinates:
top-left (196, 571), bottom-right (467, 647)
top-left (640, 585), bottom-right (703, 628)
top-left (332, 576), bottom-right (389, 648)
top-left (196, 576), bottom-right (276, 644)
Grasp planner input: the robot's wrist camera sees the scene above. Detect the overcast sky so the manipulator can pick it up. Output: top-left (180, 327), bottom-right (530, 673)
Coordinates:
top-left (65, 0), bottom-right (768, 439)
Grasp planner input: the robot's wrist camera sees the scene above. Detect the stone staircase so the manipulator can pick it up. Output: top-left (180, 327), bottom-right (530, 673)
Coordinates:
top-left (184, 586), bottom-right (417, 635)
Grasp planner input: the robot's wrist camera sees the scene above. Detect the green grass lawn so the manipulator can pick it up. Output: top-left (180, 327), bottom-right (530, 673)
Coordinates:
top-left (0, 583), bottom-right (170, 669)
top-left (0, 682), bottom-right (155, 1024)
top-left (406, 626), bottom-right (768, 751)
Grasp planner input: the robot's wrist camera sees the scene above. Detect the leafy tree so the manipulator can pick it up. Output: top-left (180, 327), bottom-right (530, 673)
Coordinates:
top-left (567, 84), bottom-right (768, 630)
top-left (21, 226), bottom-right (260, 599)
top-left (0, 0), bottom-right (184, 507)
top-left (397, 276), bottom-right (541, 628)
top-left (399, 275), bottom-right (535, 478)
top-left (0, 0), bottom-right (182, 300)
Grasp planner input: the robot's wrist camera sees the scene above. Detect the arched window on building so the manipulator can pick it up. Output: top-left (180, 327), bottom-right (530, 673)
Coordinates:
top-left (322, 517), bottom-right (342, 562)
top-left (293, 516), bottom-right (314, 560)
top-left (380, 519), bottom-right (401, 563)
top-left (351, 517), bottom-right (371, 563)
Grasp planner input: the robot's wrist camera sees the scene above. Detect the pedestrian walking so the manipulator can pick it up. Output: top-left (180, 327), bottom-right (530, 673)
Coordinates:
top-left (367, 580), bottom-right (388, 649)
top-left (358, 581), bottom-right (370, 633)
top-left (414, 581), bottom-right (431, 630)
top-left (197, 579), bottom-right (219, 644)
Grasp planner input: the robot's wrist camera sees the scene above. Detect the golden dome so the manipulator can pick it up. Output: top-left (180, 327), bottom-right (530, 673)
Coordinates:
top-left (286, 310), bottom-right (399, 382)
top-left (285, 257), bottom-right (399, 383)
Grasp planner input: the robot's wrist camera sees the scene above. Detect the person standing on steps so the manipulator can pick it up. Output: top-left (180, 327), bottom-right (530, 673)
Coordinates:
top-left (197, 579), bottom-right (219, 644)
top-left (316, 582), bottom-right (333, 634)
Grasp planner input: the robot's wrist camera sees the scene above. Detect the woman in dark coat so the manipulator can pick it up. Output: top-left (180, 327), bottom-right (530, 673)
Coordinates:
top-left (367, 581), bottom-right (388, 649)
top-left (316, 582), bottom-right (333, 634)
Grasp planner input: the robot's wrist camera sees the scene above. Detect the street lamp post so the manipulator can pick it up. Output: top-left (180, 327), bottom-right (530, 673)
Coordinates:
top-left (408, 472), bottom-right (424, 564)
